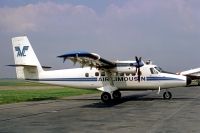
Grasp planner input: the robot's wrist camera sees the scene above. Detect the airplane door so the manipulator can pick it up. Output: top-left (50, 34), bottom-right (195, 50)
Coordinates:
top-left (149, 68), bottom-right (160, 88)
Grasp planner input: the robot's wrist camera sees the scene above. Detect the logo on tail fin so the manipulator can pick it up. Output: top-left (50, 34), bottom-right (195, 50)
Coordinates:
top-left (15, 46), bottom-right (29, 57)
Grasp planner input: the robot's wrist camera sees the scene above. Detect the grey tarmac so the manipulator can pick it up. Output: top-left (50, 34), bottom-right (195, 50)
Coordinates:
top-left (0, 87), bottom-right (200, 133)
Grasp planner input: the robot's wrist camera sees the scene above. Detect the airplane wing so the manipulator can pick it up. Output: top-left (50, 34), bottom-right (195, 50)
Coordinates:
top-left (7, 64), bottom-right (52, 69)
top-left (57, 51), bottom-right (116, 69)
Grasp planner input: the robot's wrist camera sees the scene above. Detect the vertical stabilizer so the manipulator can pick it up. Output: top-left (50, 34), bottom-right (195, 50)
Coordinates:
top-left (12, 36), bottom-right (43, 79)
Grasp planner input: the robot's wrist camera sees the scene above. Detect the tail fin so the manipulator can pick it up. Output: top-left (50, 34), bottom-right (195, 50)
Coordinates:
top-left (12, 36), bottom-right (43, 79)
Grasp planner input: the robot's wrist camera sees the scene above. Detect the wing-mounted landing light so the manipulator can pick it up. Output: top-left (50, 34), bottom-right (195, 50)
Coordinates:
top-left (135, 56), bottom-right (144, 82)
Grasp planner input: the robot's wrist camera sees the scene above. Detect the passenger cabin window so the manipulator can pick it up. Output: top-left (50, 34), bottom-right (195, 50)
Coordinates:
top-left (112, 72), bottom-right (117, 76)
top-left (95, 72), bottom-right (99, 77)
top-left (131, 72), bottom-right (136, 76)
top-left (85, 73), bottom-right (89, 77)
top-left (150, 68), bottom-right (158, 74)
top-left (126, 73), bottom-right (131, 76)
top-left (119, 73), bottom-right (124, 76)
top-left (101, 72), bottom-right (105, 76)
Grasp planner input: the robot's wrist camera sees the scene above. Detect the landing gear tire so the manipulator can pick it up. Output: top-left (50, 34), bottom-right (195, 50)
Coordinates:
top-left (163, 91), bottom-right (172, 100)
top-left (112, 90), bottom-right (121, 101)
top-left (101, 92), bottom-right (111, 103)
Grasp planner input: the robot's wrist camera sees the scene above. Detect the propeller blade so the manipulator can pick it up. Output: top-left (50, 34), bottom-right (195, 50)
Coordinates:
top-left (135, 56), bottom-right (143, 82)
top-left (135, 56), bottom-right (139, 64)
top-left (135, 56), bottom-right (143, 67)
top-left (139, 57), bottom-right (142, 62)
top-left (138, 68), bottom-right (141, 82)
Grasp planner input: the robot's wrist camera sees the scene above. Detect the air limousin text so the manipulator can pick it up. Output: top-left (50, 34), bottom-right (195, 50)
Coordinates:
top-left (98, 77), bottom-right (146, 82)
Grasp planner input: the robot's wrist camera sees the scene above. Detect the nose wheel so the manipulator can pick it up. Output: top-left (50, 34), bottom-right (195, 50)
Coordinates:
top-left (163, 91), bottom-right (172, 99)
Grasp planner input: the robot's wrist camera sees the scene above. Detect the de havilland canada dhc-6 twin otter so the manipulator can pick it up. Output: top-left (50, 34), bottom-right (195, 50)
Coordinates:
top-left (9, 36), bottom-right (200, 103)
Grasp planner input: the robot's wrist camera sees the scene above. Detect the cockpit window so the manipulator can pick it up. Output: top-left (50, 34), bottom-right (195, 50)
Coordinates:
top-left (150, 68), bottom-right (159, 74)
top-left (155, 67), bottom-right (175, 74)
top-left (154, 67), bottom-right (162, 72)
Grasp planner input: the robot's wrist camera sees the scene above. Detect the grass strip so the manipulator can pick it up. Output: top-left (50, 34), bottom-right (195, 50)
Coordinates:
top-left (0, 80), bottom-right (98, 104)
top-left (0, 80), bottom-right (46, 86)
top-left (0, 87), bottom-right (97, 104)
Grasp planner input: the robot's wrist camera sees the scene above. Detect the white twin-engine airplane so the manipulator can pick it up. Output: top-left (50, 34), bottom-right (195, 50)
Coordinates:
top-left (10, 36), bottom-right (192, 103)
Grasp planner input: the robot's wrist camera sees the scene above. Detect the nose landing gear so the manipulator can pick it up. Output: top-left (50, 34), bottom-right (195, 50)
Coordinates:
top-left (163, 91), bottom-right (172, 100)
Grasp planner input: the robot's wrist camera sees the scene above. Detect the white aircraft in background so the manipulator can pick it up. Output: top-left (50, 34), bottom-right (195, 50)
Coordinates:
top-left (9, 36), bottom-right (192, 103)
top-left (179, 68), bottom-right (200, 85)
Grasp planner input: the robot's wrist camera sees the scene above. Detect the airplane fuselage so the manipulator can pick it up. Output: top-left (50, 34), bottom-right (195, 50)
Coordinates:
top-left (27, 65), bottom-right (188, 91)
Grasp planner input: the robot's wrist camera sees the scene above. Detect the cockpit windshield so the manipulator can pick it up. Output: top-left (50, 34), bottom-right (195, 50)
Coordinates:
top-left (150, 67), bottom-right (164, 74)
top-left (154, 67), bottom-right (176, 74)
top-left (150, 67), bottom-right (158, 74)
top-left (154, 67), bottom-right (163, 72)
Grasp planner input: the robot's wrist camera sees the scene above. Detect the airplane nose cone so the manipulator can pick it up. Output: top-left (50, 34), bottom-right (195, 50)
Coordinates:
top-left (186, 76), bottom-right (192, 86)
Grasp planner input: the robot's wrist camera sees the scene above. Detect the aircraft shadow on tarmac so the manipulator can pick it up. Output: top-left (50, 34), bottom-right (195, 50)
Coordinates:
top-left (81, 94), bottom-right (196, 108)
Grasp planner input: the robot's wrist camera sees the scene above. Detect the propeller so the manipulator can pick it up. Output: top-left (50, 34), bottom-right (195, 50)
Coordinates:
top-left (135, 56), bottom-right (143, 82)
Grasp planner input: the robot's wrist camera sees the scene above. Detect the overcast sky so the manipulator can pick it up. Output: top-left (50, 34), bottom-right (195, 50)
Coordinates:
top-left (0, 0), bottom-right (200, 78)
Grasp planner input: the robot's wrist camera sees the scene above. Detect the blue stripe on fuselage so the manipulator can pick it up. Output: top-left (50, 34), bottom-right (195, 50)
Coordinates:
top-left (27, 78), bottom-right (98, 82)
top-left (26, 76), bottom-right (184, 82)
top-left (146, 77), bottom-right (184, 81)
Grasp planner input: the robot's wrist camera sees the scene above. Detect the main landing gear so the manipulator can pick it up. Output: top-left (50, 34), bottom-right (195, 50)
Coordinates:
top-left (101, 90), bottom-right (122, 103)
top-left (101, 92), bottom-right (111, 103)
top-left (112, 90), bottom-right (121, 100)
top-left (163, 91), bottom-right (172, 100)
